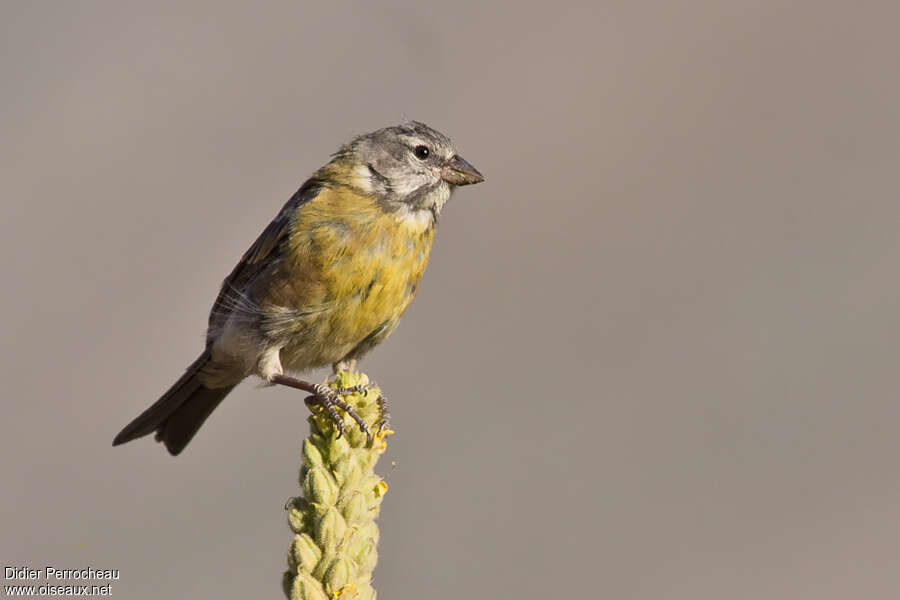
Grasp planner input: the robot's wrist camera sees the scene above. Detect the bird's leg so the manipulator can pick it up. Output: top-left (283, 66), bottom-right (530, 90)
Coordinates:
top-left (269, 374), bottom-right (372, 442)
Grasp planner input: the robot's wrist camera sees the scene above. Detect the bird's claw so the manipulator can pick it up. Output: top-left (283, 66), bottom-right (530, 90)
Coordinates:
top-left (332, 384), bottom-right (369, 396)
top-left (305, 384), bottom-right (373, 443)
top-left (331, 383), bottom-right (390, 433)
top-left (376, 392), bottom-right (391, 433)
top-left (335, 382), bottom-right (390, 433)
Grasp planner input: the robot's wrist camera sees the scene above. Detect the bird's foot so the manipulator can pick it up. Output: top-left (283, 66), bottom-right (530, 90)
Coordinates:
top-left (305, 383), bottom-right (373, 443)
top-left (332, 383), bottom-right (390, 433)
top-left (269, 374), bottom-right (372, 443)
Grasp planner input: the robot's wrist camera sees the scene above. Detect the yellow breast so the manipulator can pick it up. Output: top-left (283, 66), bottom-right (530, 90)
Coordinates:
top-left (273, 185), bottom-right (435, 368)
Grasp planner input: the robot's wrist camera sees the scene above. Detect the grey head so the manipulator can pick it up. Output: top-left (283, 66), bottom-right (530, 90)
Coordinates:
top-left (337, 121), bottom-right (484, 218)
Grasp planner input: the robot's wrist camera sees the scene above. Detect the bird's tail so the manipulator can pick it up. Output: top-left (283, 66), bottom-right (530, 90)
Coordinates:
top-left (112, 350), bottom-right (236, 455)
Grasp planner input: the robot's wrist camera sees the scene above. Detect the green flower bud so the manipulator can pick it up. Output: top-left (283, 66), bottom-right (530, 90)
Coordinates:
top-left (316, 506), bottom-right (348, 555)
top-left (302, 438), bottom-right (325, 470)
top-left (287, 505), bottom-right (306, 534)
top-left (324, 557), bottom-right (351, 594)
top-left (290, 534), bottom-right (321, 573)
top-left (304, 467), bottom-right (338, 506)
top-left (290, 572), bottom-right (328, 600)
top-left (339, 491), bottom-right (367, 526)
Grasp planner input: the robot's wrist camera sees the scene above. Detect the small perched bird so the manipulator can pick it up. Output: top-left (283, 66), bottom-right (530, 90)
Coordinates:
top-left (113, 122), bottom-right (483, 455)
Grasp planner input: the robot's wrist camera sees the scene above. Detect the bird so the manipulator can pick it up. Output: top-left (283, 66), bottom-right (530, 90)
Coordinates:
top-left (113, 121), bottom-right (484, 455)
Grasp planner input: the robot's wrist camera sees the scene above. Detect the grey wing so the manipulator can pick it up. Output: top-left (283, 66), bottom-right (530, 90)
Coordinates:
top-left (206, 179), bottom-right (323, 341)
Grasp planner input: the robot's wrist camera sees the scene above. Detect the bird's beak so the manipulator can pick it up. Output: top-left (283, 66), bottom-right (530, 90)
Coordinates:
top-left (441, 154), bottom-right (485, 186)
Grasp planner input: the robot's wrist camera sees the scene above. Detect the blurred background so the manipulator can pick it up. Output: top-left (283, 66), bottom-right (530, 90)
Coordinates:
top-left (2, 1), bottom-right (900, 598)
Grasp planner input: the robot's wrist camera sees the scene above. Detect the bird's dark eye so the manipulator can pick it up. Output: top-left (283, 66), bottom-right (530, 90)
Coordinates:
top-left (414, 145), bottom-right (430, 160)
